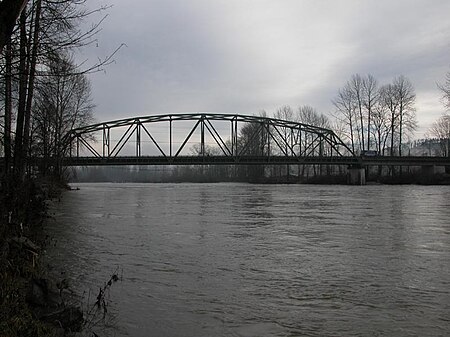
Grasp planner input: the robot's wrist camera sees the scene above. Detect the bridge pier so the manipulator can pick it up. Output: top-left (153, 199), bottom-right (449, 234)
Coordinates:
top-left (347, 166), bottom-right (366, 185)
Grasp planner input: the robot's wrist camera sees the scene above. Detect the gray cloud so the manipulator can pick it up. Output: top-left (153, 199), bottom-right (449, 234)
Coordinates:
top-left (79, 0), bottom-right (450, 136)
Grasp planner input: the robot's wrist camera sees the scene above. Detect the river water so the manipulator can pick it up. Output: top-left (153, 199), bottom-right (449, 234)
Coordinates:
top-left (45, 183), bottom-right (450, 336)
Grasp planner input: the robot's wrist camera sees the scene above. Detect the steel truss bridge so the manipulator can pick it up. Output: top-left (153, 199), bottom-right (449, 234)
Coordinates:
top-left (61, 113), bottom-right (354, 166)
top-left (56, 113), bottom-right (449, 167)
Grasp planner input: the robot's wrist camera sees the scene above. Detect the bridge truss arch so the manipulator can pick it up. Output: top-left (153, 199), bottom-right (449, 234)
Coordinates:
top-left (62, 113), bottom-right (354, 165)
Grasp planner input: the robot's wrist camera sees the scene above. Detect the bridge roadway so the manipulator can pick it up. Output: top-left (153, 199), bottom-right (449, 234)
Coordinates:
top-left (58, 155), bottom-right (450, 167)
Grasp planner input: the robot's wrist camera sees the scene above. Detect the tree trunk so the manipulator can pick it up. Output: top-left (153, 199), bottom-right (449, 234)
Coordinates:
top-left (398, 104), bottom-right (403, 156)
top-left (4, 37), bottom-right (13, 175)
top-left (390, 112), bottom-right (395, 156)
top-left (358, 99), bottom-right (365, 151)
top-left (13, 10), bottom-right (29, 178)
top-left (0, 0), bottom-right (29, 53)
top-left (22, 0), bottom-right (42, 172)
top-left (367, 104), bottom-right (371, 151)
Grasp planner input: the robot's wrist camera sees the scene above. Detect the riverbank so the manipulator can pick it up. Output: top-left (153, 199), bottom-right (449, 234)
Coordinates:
top-left (0, 178), bottom-right (83, 337)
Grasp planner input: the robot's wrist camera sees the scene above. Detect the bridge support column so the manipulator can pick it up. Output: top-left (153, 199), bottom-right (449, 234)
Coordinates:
top-left (347, 167), bottom-right (366, 185)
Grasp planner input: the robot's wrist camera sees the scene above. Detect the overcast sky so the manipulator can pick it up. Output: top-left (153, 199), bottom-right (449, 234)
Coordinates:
top-left (78, 0), bottom-right (450, 137)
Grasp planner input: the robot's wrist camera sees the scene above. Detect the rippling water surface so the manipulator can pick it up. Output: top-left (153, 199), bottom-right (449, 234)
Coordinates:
top-left (45, 183), bottom-right (450, 336)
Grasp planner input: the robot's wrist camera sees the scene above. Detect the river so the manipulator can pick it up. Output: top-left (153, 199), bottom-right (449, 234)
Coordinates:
top-left (45, 183), bottom-right (450, 336)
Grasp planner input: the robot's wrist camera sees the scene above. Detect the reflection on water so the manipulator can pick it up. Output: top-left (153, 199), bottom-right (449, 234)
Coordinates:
top-left (45, 183), bottom-right (450, 336)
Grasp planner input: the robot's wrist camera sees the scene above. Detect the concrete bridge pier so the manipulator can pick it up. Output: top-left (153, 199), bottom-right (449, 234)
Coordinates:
top-left (347, 166), bottom-right (366, 185)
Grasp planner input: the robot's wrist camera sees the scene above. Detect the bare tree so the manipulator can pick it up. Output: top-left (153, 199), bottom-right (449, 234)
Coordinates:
top-left (376, 76), bottom-right (417, 159)
top-left (2, 38), bottom-right (13, 175)
top-left (296, 105), bottom-right (330, 176)
top-left (297, 105), bottom-right (330, 128)
top-left (273, 105), bottom-right (295, 178)
top-left (393, 75), bottom-right (416, 156)
top-left (32, 52), bottom-right (94, 175)
top-left (378, 83), bottom-right (399, 156)
top-left (349, 74), bottom-right (365, 151)
top-left (190, 143), bottom-right (221, 156)
top-left (362, 74), bottom-right (378, 151)
top-left (371, 97), bottom-right (391, 155)
top-left (237, 118), bottom-right (267, 180)
top-left (297, 105), bottom-right (330, 156)
top-left (332, 83), bottom-right (357, 153)
top-left (427, 113), bottom-right (450, 157)
top-left (332, 74), bottom-right (380, 153)
top-left (274, 105), bottom-right (294, 121)
top-left (438, 70), bottom-right (450, 110)
top-left (2, 0), bottom-right (118, 181)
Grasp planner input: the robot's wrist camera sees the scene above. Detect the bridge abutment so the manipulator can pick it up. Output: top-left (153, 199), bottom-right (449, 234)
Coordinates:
top-left (347, 167), bottom-right (366, 185)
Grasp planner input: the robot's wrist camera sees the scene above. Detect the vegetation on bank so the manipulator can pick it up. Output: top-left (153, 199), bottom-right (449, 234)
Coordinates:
top-left (0, 178), bottom-right (77, 337)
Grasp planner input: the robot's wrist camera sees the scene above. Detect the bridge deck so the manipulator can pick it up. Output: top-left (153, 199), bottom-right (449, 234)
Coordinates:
top-left (59, 155), bottom-right (450, 166)
top-left (2, 156), bottom-right (449, 167)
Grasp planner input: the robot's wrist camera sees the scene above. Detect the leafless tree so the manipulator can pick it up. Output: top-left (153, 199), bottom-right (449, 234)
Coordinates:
top-left (332, 74), bottom-right (380, 154)
top-left (297, 105), bottom-right (330, 128)
top-left (438, 70), bottom-right (450, 110)
top-left (349, 74), bottom-right (365, 151)
top-left (362, 74), bottom-right (378, 151)
top-left (393, 75), bottom-right (416, 156)
top-left (371, 97), bottom-right (391, 155)
top-left (32, 53), bottom-right (94, 174)
top-left (274, 105), bottom-right (294, 151)
top-left (378, 83), bottom-right (399, 156)
top-left (273, 105), bottom-right (295, 177)
top-left (237, 115), bottom-right (268, 180)
top-left (427, 113), bottom-right (450, 157)
top-left (190, 143), bottom-right (221, 156)
top-left (2, 0), bottom-right (119, 182)
top-left (377, 76), bottom-right (417, 159)
top-left (332, 83), bottom-right (357, 153)
top-left (296, 105), bottom-right (331, 176)
top-left (0, 0), bottom-right (121, 219)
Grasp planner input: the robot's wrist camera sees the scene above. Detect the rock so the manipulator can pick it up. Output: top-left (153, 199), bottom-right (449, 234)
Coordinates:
top-left (1, 241), bottom-right (9, 259)
top-left (26, 278), bottom-right (62, 308)
top-left (53, 327), bottom-right (65, 337)
top-left (10, 236), bottom-right (41, 253)
top-left (56, 278), bottom-right (70, 294)
top-left (40, 306), bottom-right (84, 332)
top-left (27, 278), bottom-right (49, 307)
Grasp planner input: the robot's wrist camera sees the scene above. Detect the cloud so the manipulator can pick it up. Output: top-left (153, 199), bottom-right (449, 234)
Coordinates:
top-left (79, 0), bottom-right (450, 136)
